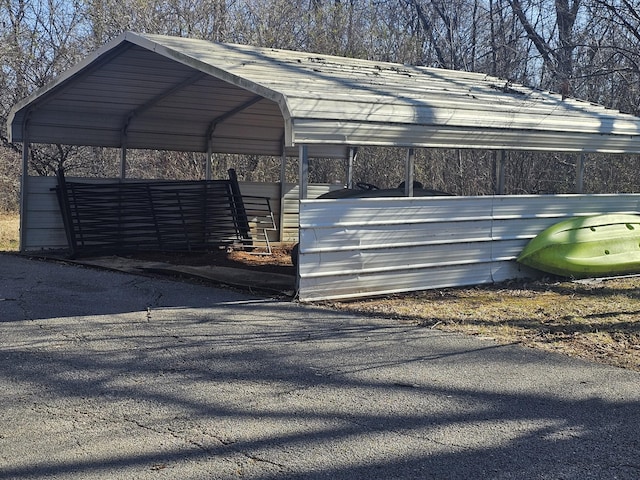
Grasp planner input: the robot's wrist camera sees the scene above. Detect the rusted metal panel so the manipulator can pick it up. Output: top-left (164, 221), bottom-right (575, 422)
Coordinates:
top-left (297, 195), bottom-right (640, 301)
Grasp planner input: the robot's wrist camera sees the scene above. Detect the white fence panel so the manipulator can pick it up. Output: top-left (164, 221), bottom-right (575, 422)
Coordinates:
top-left (298, 194), bottom-right (640, 301)
top-left (23, 176), bottom-right (88, 251)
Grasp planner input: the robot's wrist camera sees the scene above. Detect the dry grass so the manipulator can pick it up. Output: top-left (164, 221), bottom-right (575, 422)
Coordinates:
top-left (0, 212), bottom-right (19, 251)
top-left (326, 277), bottom-right (640, 372)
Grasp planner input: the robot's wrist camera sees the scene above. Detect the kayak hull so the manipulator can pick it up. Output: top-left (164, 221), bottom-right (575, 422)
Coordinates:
top-left (517, 214), bottom-right (640, 278)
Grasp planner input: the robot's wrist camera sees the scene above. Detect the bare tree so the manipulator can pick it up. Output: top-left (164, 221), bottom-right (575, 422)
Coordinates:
top-left (0, 0), bottom-right (87, 184)
top-left (82, 0), bottom-right (232, 45)
top-left (506, 0), bottom-right (583, 93)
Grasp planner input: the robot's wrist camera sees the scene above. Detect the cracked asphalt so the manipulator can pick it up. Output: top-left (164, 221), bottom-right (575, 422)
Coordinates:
top-left (1, 253), bottom-right (639, 479)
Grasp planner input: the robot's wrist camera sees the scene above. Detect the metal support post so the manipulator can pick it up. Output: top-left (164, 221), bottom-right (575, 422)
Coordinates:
top-left (19, 139), bottom-right (29, 252)
top-left (347, 147), bottom-right (357, 189)
top-left (206, 140), bottom-right (213, 181)
top-left (576, 153), bottom-right (585, 193)
top-left (279, 147), bottom-right (287, 242)
top-left (119, 145), bottom-right (127, 180)
top-left (495, 151), bottom-right (506, 195)
top-left (299, 145), bottom-right (309, 200)
top-left (405, 148), bottom-right (415, 196)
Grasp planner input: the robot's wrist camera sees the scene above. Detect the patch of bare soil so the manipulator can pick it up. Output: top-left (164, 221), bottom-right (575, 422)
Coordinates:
top-left (124, 247), bottom-right (639, 372)
top-left (124, 245), bottom-right (296, 276)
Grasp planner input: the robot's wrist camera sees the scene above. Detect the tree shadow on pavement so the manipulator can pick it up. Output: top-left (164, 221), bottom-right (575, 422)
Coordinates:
top-left (1, 296), bottom-right (639, 479)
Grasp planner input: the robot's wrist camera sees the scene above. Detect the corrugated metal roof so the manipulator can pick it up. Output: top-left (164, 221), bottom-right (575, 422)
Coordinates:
top-left (8, 31), bottom-right (640, 154)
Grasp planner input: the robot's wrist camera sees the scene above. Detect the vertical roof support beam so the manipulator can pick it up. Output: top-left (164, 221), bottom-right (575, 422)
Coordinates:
top-left (206, 138), bottom-right (213, 181)
top-left (495, 151), bottom-right (506, 194)
top-left (279, 139), bottom-right (287, 243)
top-left (120, 144), bottom-right (127, 180)
top-left (18, 109), bottom-right (32, 252)
top-left (405, 148), bottom-right (415, 196)
top-left (296, 144), bottom-right (309, 296)
top-left (347, 147), bottom-right (357, 189)
top-left (576, 153), bottom-right (585, 193)
top-left (299, 144), bottom-right (309, 200)
top-left (19, 137), bottom-right (29, 252)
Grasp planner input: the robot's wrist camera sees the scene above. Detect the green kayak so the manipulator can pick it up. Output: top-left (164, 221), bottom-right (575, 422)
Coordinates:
top-left (517, 214), bottom-right (640, 278)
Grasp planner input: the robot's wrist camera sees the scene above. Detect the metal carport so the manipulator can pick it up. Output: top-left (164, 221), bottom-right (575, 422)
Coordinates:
top-left (9, 32), bottom-right (640, 300)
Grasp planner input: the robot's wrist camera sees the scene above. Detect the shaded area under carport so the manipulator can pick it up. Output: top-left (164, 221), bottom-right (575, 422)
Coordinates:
top-left (74, 255), bottom-right (296, 296)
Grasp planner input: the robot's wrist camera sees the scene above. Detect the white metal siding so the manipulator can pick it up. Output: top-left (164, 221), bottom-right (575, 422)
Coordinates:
top-left (280, 183), bottom-right (339, 243)
top-left (22, 176), bottom-right (100, 251)
top-left (297, 194), bottom-right (640, 301)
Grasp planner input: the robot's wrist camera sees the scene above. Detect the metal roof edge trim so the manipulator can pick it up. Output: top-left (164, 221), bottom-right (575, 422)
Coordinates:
top-left (8, 32), bottom-right (640, 152)
top-left (290, 121), bottom-right (640, 153)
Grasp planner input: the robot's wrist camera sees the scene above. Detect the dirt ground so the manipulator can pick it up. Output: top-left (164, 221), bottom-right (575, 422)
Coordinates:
top-left (123, 245), bottom-right (297, 276)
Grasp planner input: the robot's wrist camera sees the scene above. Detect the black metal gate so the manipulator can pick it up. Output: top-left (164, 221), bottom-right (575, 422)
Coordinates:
top-left (55, 169), bottom-right (252, 257)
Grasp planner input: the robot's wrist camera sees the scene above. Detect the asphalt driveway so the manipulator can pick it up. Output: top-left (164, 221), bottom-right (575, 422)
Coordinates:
top-left (1, 253), bottom-right (639, 479)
